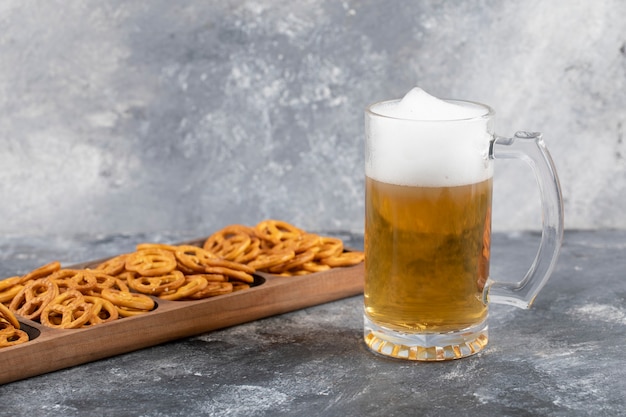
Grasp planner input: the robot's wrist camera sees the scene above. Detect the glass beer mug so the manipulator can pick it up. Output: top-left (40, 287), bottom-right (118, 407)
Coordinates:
top-left (363, 88), bottom-right (564, 361)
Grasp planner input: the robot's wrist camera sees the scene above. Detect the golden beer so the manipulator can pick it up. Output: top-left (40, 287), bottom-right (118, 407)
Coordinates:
top-left (364, 176), bottom-right (492, 333)
top-left (363, 88), bottom-right (563, 361)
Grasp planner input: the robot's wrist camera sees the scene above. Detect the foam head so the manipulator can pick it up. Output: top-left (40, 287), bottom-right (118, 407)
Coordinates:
top-left (373, 87), bottom-right (488, 121)
top-left (365, 87), bottom-right (494, 187)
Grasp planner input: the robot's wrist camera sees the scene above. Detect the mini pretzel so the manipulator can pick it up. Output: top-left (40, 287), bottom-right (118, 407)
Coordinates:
top-left (115, 305), bottom-right (152, 317)
top-left (247, 249), bottom-right (295, 271)
top-left (174, 262), bottom-right (197, 275)
top-left (0, 276), bottom-right (21, 293)
top-left (49, 269), bottom-right (97, 293)
top-left (159, 275), bottom-right (208, 301)
top-left (268, 250), bottom-right (315, 274)
top-left (48, 277), bottom-right (74, 294)
top-left (9, 279), bottom-right (59, 320)
top-left (293, 233), bottom-right (323, 253)
top-left (320, 251), bottom-right (365, 267)
top-left (84, 275), bottom-right (131, 296)
top-left (127, 270), bottom-right (185, 295)
top-left (0, 302), bottom-right (20, 329)
top-left (0, 277), bottom-right (23, 303)
top-left (125, 249), bottom-right (177, 277)
top-left (101, 288), bottom-right (155, 311)
top-left (231, 282), bottom-right (251, 292)
top-left (136, 243), bottom-right (179, 252)
top-left (94, 254), bottom-right (129, 276)
top-left (174, 245), bottom-right (219, 272)
top-left (233, 237), bottom-right (262, 264)
top-left (255, 220), bottom-right (304, 245)
top-left (0, 326), bottom-right (29, 347)
top-left (112, 274), bottom-right (132, 292)
top-left (283, 269), bottom-right (312, 276)
top-left (203, 225), bottom-right (255, 261)
top-left (185, 274), bottom-right (228, 282)
top-left (19, 261), bottom-right (61, 284)
top-left (71, 270), bottom-right (98, 292)
top-left (301, 261), bottom-right (331, 273)
top-left (206, 258), bottom-right (255, 274)
top-left (313, 237), bottom-right (344, 260)
top-left (40, 290), bottom-right (93, 329)
top-left (83, 296), bottom-right (119, 325)
top-left (203, 266), bottom-right (254, 284)
top-left (186, 282), bottom-right (233, 299)
top-left (271, 233), bottom-right (321, 254)
top-left (85, 271), bottom-right (119, 295)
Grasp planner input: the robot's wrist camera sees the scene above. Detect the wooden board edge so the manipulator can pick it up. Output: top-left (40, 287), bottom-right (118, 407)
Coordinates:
top-left (0, 263), bottom-right (363, 385)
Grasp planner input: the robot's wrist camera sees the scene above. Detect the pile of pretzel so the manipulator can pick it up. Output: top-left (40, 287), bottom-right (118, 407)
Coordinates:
top-left (0, 220), bottom-right (364, 342)
top-left (204, 220), bottom-right (364, 275)
top-left (0, 303), bottom-right (28, 348)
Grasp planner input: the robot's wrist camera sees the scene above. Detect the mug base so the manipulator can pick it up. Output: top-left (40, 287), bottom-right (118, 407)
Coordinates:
top-left (363, 315), bottom-right (489, 361)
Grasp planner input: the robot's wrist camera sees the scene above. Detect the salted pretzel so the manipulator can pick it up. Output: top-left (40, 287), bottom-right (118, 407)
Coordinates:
top-left (125, 249), bottom-right (177, 277)
top-left (312, 237), bottom-right (344, 260)
top-left (135, 243), bottom-right (179, 252)
top-left (231, 282), bottom-right (251, 292)
top-left (199, 219), bottom-right (365, 276)
top-left (0, 277), bottom-right (23, 303)
top-left (115, 305), bottom-right (153, 317)
top-left (86, 271), bottom-right (120, 295)
top-left (203, 225), bottom-right (255, 261)
top-left (174, 245), bottom-right (219, 272)
top-left (232, 236), bottom-right (262, 264)
top-left (158, 275), bottom-right (208, 301)
top-left (83, 296), bottom-right (119, 325)
top-left (111, 274), bottom-right (132, 292)
top-left (0, 276), bottom-right (21, 293)
top-left (0, 325), bottom-right (29, 348)
top-left (101, 287), bottom-right (155, 311)
top-left (255, 220), bottom-right (304, 245)
top-left (40, 290), bottom-right (93, 329)
top-left (270, 233), bottom-right (321, 254)
top-left (268, 250), bottom-right (315, 274)
top-left (301, 261), bottom-right (331, 273)
top-left (247, 249), bottom-right (295, 271)
top-left (294, 233), bottom-right (324, 253)
top-left (202, 256), bottom-right (255, 283)
top-left (19, 261), bottom-right (61, 284)
top-left (186, 281), bottom-right (233, 300)
top-left (0, 302), bottom-right (20, 330)
top-left (206, 257), bottom-right (254, 273)
top-left (185, 273), bottom-right (228, 282)
top-left (94, 254), bottom-right (129, 276)
top-left (320, 251), bottom-right (365, 267)
top-left (48, 269), bottom-right (97, 293)
top-left (127, 270), bottom-right (186, 295)
top-left (83, 274), bottom-right (131, 296)
top-left (9, 278), bottom-right (59, 321)
top-left (205, 267), bottom-right (253, 284)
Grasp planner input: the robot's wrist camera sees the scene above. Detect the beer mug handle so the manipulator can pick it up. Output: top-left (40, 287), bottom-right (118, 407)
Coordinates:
top-left (487, 132), bottom-right (564, 309)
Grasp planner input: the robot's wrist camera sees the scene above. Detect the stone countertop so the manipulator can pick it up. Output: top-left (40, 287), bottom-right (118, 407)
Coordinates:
top-left (0, 230), bottom-right (624, 417)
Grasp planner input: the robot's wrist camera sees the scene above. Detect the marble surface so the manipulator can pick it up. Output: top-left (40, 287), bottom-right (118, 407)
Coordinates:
top-left (0, 230), bottom-right (624, 416)
top-left (0, 0), bottom-right (625, 236)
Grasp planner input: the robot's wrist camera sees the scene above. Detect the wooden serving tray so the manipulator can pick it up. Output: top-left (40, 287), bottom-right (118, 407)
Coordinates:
top-left (0, 239), bottom-right (364, 385)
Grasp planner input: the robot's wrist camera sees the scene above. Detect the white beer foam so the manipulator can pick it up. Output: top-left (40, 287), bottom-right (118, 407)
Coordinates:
top-left (366, 88), bottom-right (493, 187)
top-left (374, 87), bottom-right (486, 121)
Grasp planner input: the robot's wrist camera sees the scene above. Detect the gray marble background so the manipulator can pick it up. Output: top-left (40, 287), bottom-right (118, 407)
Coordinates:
top-left (0, 0), bottom-right (624, 236)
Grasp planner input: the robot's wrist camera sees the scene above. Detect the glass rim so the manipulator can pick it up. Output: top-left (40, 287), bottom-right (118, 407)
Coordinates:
top-left (366, 98), bottom-right (495, 122)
